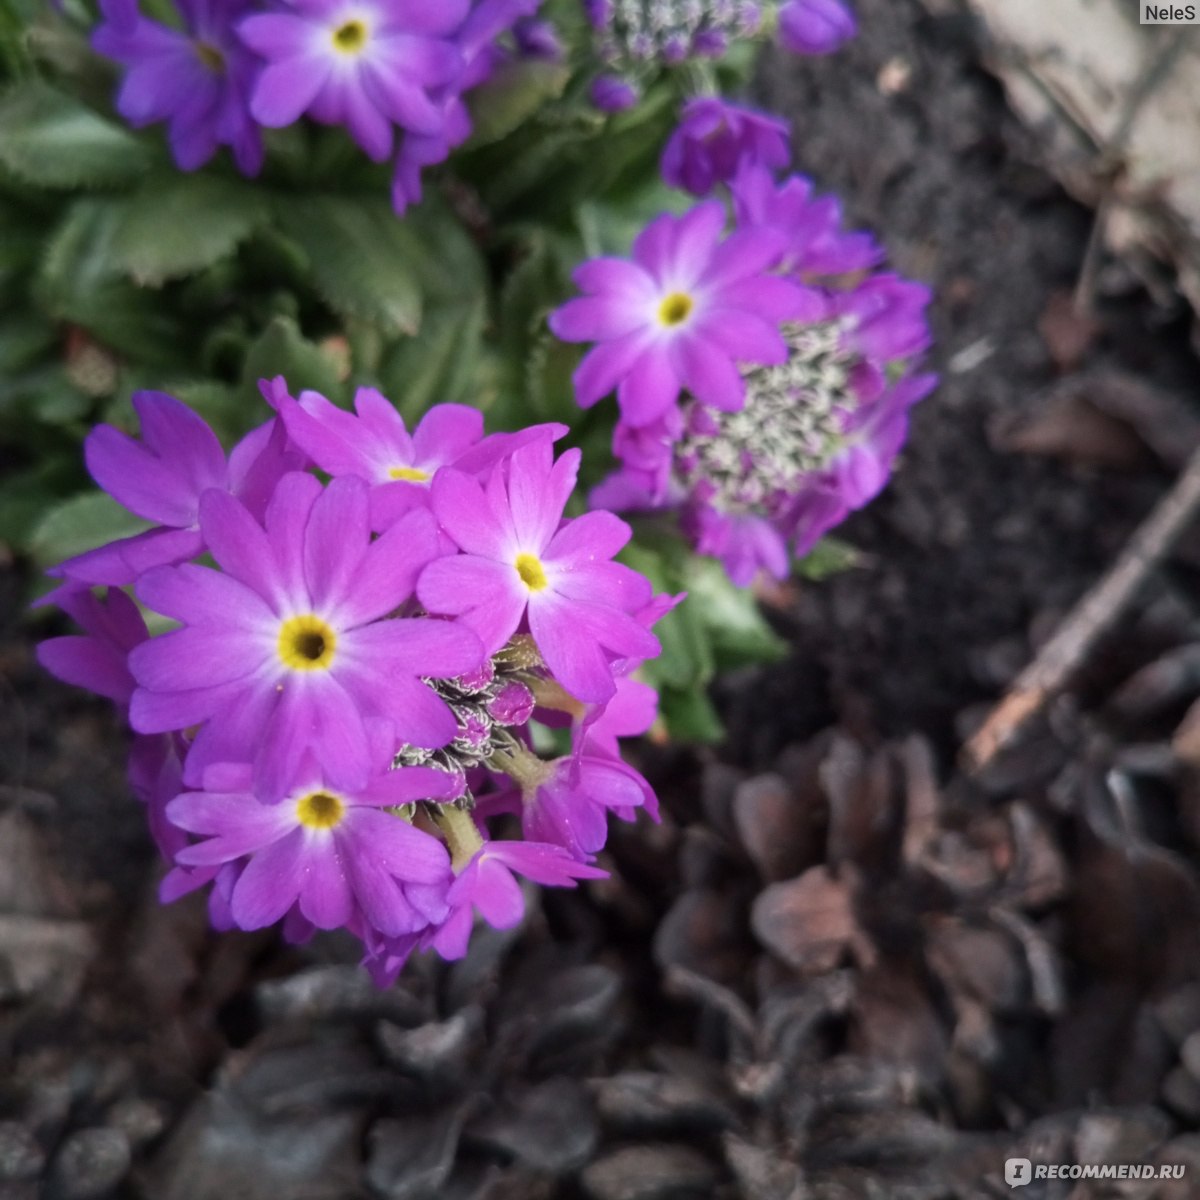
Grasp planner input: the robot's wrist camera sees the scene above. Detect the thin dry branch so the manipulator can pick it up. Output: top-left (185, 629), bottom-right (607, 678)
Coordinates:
top-left (964, 440), bottom-right (1200, 772)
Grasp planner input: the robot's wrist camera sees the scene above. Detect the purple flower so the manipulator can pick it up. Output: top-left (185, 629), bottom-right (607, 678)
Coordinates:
top-left (661, 98), bottom-right (790, 197)
top-left (428, 838), bottom-right (606, 959)
top-left (129, 472), bottom-right (484, 799)
top-left (167, 756), bottom-right (457, 934)
top-left (264, 378), bottom-right (563, 530)
top-left (36, 585), bottom-right (147, 706)
top-left (590, 73), bottom-right (638, 112)
top-left (390, 0), bottom-right (541, 213)
top-left (835, 274), bottom-right (934, 362)
top-left (778, 0), bottom-right (856, 55)
top-left (732, 163), bottom-right (882, 276)
top-left (586, 180), bottom-right (937, 586)
top-left (520, 752), bottom-right (653, 859)
top-left (549, 201), bottom-right (809, 426)
top-left (418, 440), bottom-right (658, 704)
top-left (239, 0), bottom-right (467, 161)
top-left (93, 0), bottom-right (263, 174)
top-left (50, 398), bottom-right (303, 589)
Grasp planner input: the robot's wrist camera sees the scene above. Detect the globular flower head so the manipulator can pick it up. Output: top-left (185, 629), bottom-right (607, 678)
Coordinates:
top-left (583, 171), bottom-right (936, 586)
top-left (93, 0), bottom-right (264, 174)
top-left (661, 98), bottom-right (790, 198)
top-left (39, 381), bottom-right (667, 981)
top-left (239, 0), bottom-right (468, 161)
top-left (549, 200), bottom-right (811, 426)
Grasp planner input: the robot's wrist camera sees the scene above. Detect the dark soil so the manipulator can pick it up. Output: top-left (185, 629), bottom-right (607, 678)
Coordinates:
top-left (6, 1), bottom-right (1200, 1198)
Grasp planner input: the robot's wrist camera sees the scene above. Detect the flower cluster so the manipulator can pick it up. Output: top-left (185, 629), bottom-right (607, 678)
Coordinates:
top-left (585, 0), bottom-right (857, 111)
top-left (37, 383), bottom-right (670, 982)
top-left (91, 0), bottom-right (546, 211)
top-left (549, 97), bottom-right (935, 585)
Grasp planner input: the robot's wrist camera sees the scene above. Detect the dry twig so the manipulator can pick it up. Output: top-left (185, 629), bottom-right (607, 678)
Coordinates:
top-left (964, 439), bottom-right (1200, 772)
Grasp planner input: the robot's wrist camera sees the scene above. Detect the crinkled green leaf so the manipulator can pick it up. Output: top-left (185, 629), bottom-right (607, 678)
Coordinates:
top-left (30, 489), bottom-right (150, 569)
top-left (110, 172), bottom-right (270, 286)
top-left (36, 198), bottom-right (189, 365)
top-left (274, 194), bottom-right (423, 336)
top-left (466, 58), bottom-right (570, 148)
top-left (381, 298), bottom-right (487, 423)
top-left (241, 316), bottom-right (345, 405)
top-left (0, 80), bottom-right (152, 187)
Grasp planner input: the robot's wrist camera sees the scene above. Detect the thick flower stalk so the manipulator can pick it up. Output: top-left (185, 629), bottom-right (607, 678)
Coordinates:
top-left (38, 382), bottom-right (670, 980)
top-left (551, 136), bottom-right (936, 586)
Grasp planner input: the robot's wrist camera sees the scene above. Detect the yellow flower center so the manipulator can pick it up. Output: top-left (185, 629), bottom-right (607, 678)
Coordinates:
top-left (332, 18), bottom-right (368, 54)
top-left (388, 466), bottom-right (429, 482)
top-left (296, 790), bottom-right (345, 830)
top-left (515, 552), bottom-right (548, 591)
top-left (193, 41), bottom-right (226, 73)
top-left (277, 614), bottom-right (337, 671)
top-left (658, 291), bottom-right (694, 327)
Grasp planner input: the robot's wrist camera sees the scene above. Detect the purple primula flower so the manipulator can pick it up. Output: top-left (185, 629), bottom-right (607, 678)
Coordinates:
top-left (549, 201), bottom-right (810, 426)
top-left (418, 440), bottom-right (659, 704)
top-left (36, 585), bottom-right (147, 706)
top-left (520, 752), bottom-right (653, 860)
top-left (584, 675), bottom-right (658, 758)
top-left (264, 378), bottom-right (564, 530)
top-left (732, 163), bottom-right (882, 276)
top-left (239, 0), bottom-right (467, 161)
top-left (93, 0), bottom-right (263, 174)
top-left (429, 838), bottom-right (606, 959)
top-left (590, 73), bottom-right (638, 112)
top-left (167, 755), bottom-right (457, 935)
top-left (50, 398), bottom-right (303, 589)
top-left (835, 274), bottom-right (934, 363)
top-left (778, 0), bottom-right (856, 55)
top-left (585, 179), bottom-right (937, 585)
top-left (389, 0), bottom-right (542, 213)
top-left (661, 98), bottom-right (790, 197)
top-left (129, 472), bottom-right (484, 799)
top-left (37, 379), bottom-right (667, 982)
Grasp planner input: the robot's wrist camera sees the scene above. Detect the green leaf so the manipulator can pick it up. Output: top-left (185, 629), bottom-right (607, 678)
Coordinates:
top-left (0, 311), bottom-right (56, 374)
top-left (36, 199), bottom-right (188, 367)
top-left (110, 172), bottom-right (270, 285)
top-left (795, 537), bottom-right (861, 581)
top-left (275, 194), bottom-right (423, 335)
top-left (659, 686), bottom-right (724, 744)
top-left (466, 58), bottom-right (571, 148)
top-left (380, 298), bottom-right (487, 422)
top-left (240, 316), bottom-right (345, 405)
top-left (683, 556), bottom-right (787, 667)
top-left (0, 80), bottom-right (152, 187)
top-left (29, 489), bottom-right (150, 569)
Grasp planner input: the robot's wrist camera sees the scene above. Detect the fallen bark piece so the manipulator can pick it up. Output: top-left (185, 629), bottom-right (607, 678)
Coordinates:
top-left (946, 0), bottom-right (1200, 324)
